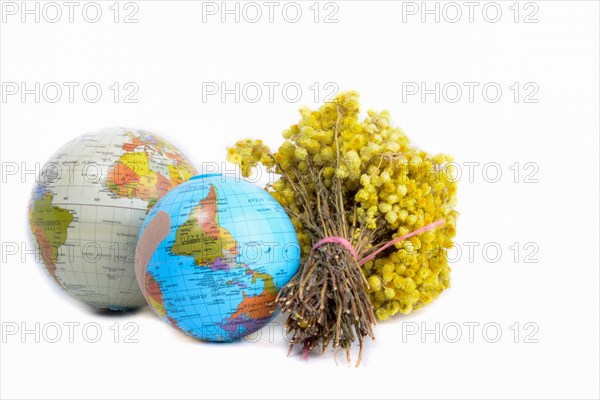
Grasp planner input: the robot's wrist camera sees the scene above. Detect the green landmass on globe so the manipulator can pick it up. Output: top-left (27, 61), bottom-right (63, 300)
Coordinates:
top-left (29, 191), bottom-right (74, 288)
top-left (139, 181), bottom-right (284, 341)
top-left (28, 128), bottom-right (198, 310)
top-left (170, 185), bottom-right (239, 267)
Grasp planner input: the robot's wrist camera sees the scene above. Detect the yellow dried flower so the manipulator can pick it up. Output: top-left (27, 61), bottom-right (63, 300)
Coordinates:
top-left (226, 91), bottom-right (458, 322)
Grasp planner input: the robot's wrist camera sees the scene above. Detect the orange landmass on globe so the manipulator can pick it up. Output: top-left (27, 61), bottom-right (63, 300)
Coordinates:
top-left (145, 272), bottom-right (166, 316)
top-left (122, 136), bottom-right (144, 152)
top-left (106, 163), bottom-right (140, 188)
top-left (105, 134), bottom-right (196, 210)
top-left (228, 270), bottom-right (278, 321)
top-left (195, 185), bottom-right (223, 239)
top-left (145, 271), bottom-right (185, 333)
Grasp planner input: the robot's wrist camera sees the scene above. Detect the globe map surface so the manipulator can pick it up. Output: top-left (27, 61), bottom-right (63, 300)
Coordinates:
top-left (28, 127), bottom-right (197, 310)
top-left (136, 174), bottom-right (300, 342)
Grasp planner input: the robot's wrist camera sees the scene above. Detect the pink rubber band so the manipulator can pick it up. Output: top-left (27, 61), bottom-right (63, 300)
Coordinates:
top-left (310, 219), bottom-right (446, 266)
top-left (312, 236), bottom-right (357, 258)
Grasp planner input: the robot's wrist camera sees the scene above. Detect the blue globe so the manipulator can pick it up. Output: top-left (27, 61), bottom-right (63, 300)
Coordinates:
top-left (135, 173), bottom-right (300, 342)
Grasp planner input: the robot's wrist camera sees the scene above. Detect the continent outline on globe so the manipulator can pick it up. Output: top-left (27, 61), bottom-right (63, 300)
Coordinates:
top-left (28, 127), bottom-right (198, 310)
top-left (135, 174), bottom-right (300, 342)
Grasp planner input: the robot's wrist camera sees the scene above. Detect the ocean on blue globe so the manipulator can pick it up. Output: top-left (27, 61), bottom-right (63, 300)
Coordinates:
top-left (135, 173), bottom-right (300, 342)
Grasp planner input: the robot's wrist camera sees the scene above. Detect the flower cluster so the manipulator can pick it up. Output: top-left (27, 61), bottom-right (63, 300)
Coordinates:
top-left (227, 91), bottom-right (458, 321)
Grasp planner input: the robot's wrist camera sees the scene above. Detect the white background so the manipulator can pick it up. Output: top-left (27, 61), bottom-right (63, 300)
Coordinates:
top-left (1, 1), bottom-right (599, 399)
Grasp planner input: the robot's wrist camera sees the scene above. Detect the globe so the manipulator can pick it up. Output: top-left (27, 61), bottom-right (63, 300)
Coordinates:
top-left (135, 173), bottom-right (300, 342)
top-left (28, 127), bottom-right (198, 310)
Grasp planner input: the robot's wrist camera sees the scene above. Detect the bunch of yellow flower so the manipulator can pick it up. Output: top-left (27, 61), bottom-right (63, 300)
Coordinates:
top-left (227, 91), bottom-right (457, 325)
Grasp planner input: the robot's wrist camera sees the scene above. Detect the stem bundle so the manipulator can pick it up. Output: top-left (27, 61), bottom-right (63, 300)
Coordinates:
top-left (226, 91), bottom-right (458, 366)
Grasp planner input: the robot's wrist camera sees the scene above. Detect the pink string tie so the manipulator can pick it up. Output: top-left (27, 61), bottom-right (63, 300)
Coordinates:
top-left (311, 236), bottom-right (357, 259)
top-left (311, 219), bottom-right (446, 266)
